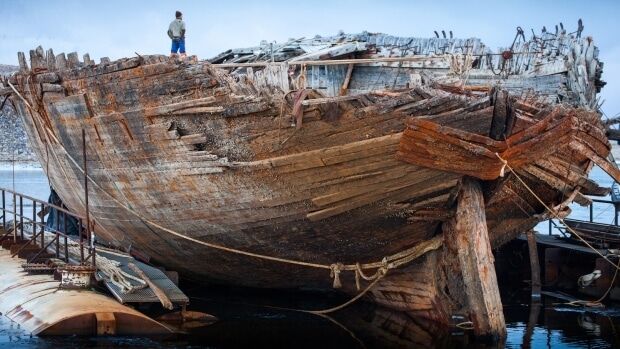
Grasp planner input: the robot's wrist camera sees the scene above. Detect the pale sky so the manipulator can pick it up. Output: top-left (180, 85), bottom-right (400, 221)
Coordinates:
top-left (1, 0), bottom-right (618, 115)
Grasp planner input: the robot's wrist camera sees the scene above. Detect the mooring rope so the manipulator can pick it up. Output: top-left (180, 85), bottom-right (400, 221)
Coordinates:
top-left (7, 81), bottom-right (443, 312)
top-left (495, 152), bottom-right (620, 272)
top-left (560, 251), bottom-right (620, 308)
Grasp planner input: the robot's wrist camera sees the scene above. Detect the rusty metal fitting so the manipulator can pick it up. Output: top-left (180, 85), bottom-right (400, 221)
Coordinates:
top-left (501, 50), bottom-right (514, 60)
top-left (58, 265), bottom-right (96, 289)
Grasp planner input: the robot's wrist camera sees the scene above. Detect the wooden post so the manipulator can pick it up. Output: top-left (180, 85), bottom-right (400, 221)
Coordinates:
top-left (526, 230), bottom-right (542, 299)
top-left (443, 177), bottom-right (506, 339)
top-left (339, 63), bottom-right (354, 96)
top-left (95, 312), bottom-right (116, 335)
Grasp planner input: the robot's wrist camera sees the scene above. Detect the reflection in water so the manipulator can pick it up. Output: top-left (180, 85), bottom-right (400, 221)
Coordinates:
top-left (1, 169), bottom-right (620, 348)
top-left (3, 284), bottom-right (620, 348)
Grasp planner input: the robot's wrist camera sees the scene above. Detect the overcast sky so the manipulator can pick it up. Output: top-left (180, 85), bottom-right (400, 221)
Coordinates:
top-left (1, 0), bottom-right (618, 115)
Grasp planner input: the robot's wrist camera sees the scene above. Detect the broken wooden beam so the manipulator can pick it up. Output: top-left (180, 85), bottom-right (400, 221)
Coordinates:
top-left (570, 141), bottom-right (620, 183)
top-left (128, 263), bottom-right (174, 310)
top-left (17, 52), bottom-right (28, 71)
top-left (289, 42), bottom-right (368, 62)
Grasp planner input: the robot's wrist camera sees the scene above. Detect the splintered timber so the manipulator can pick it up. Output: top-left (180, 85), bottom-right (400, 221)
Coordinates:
top-left (0, 23), bottom-right (611, 337)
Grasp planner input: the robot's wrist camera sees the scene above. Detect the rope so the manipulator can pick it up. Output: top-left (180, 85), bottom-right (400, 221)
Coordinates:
top-left (7, 81), bottom-right (443, 308)
top-left (308, 267), bottom-right (388, 315)
top-left (456, 321), bottom-right (475, 330)
top-left (495, 152), bottom-right (620, 272)
top-left (564, 257), bottom-right (620, 308)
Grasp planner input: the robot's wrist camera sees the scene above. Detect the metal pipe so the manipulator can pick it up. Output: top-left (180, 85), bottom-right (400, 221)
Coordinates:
top-left (589, 203), bottom-right (594, 222)
top-left (55, 233), bottom-right (60, 258)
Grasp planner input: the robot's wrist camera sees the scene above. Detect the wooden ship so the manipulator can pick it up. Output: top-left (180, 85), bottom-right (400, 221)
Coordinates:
top-left (0, 22), bottom-right (613, 337)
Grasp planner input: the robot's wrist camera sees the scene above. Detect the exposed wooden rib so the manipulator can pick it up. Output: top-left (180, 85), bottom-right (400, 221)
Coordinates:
top-left (570, 141), bottom-right (620, 183)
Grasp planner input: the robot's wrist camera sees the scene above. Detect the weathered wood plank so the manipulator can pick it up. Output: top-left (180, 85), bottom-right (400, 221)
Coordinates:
top-left (443, 177), bottom-right (506, 338)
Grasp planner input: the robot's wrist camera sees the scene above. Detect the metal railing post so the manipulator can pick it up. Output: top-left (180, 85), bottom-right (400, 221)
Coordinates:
top-left (40, 203), bottom-right (44, 248)
top-left (12, 192), bottom-right (16, 242)
top-left (64, 235), bottom-right (69, 263)
top-left (82, 129), bottom-right (95, 268)
top-left (549, 219), bottom-right (552, 236)
top-left (79, 218), bottom-right (84, 264)
top-left (32, 201), bottom-right (36, 244)
top-left (63, 211), bottom-right (68, 262)
top-left (1, 189), bottom-right (5, 229)
top-left (55, 233), bottom-right (60, 258)
top-left (590, 203), bottom-right (594, 222)
top-left (19, 195), bottom-right (23, 240)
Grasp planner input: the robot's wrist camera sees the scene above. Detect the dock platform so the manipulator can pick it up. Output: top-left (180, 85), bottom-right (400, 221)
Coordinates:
top-left (0, 248), bottom-right (171, 336)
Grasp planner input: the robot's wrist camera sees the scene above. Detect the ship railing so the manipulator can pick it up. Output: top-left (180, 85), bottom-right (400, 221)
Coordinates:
top-left (547, 198), bottom-right (620, 247)
top-left (0, 187), bottom-right (95, 267)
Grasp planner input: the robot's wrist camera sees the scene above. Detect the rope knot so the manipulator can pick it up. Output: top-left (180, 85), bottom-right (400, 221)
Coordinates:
top-left (330, 263), bottom-right (344, 289)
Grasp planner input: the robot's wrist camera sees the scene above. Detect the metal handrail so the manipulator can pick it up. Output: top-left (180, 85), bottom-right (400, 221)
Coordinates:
top-left (0, 186), bottom-right (86, 219)
top-left (547, 197), bottom-right (620, 248)
top-left (0, 188), bottom-right (94, 267)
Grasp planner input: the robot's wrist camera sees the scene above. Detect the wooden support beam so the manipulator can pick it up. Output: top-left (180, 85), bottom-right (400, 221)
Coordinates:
top-left (339, 63), bottom-right (354, 96)
top-left (95, 312), bottom-right (116, 335)
top-left (443, 177), bottom-right (506, 339)
top-left (526, 230), bottom-right (542, 299)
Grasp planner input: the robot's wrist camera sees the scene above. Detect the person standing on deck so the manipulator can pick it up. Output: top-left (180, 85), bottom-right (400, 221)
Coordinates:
top-left (168, 11), bottom-right (186, 58)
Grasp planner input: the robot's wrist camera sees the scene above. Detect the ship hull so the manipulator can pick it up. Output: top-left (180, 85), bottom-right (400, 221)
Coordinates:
top-left (3, 28), bottom-right (609, 327)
